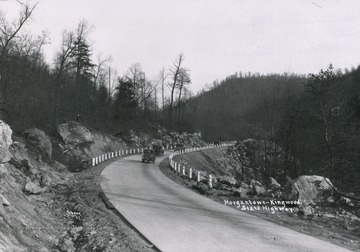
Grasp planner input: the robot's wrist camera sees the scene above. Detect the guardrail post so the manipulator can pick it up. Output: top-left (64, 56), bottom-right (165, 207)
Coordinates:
top-left (92, 158), bottom-right (95, 167)
top-left (189, 168), bottom-right (192, 179)
top-left (178, 164), bottom-right (181, 175)
top-left (182, 166), bottom-right (185, 176)
top-left (197, 171), bottom-right (201, 183)
top-left (209, 174), bottom-right (213, 188)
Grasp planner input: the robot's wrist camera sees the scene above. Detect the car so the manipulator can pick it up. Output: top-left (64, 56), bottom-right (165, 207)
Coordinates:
top-left (142, 149), bottom-right (156, 163)
top-left (153, 144), bottom-right (164, 156)
top-left (174, 143), bottom-right (185, 151)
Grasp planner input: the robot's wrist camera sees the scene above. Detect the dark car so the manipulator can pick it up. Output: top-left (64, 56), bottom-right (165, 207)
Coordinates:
top-left (153, 144), bottom-right (164, 156)
top-left (175, 143), bottom-right (185, 151)
top-left (142, 149), bottom-right (156, 163)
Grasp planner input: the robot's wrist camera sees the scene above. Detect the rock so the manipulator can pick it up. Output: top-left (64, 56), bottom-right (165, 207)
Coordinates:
top-left (52, 161), bottom-right (68, 172)
top-left (60, 238), bottom-right (75, 252)
top-left (253, 185), bottom-right (266, 195)
top-left (0, 120), bottom-right (13, 163)
top-left (327, 196), bottom-right (335, 203)
top-left (57, 121), bottom-right (94, 146)
top-left (24, 181), bottom-right (46, 195)
top-left (217, 175), bottom-right (237, 186)
top-left (0, 194), bottom-right (10, 206)
top-left (236, 186), bottom-right (250, 198)
top-left (282, 175), bottom-right (333, 206)
top-left (269, 177), bottom-right (281, 189)
top-left (250, 179), bottom-right (262, 187)
top-left (300, 205), bottom-right (315, 217)
top-left (249, 179), bottom-right (266, 195)
top-left (70, 226), bottom-right (83, 240)
top-left (305, 175), bottom-right (333, 190)
top-left (340, 196), bottom-right (352, 206)
top-left (22, 128), bottom-right (52, 158)
top-left (40, 174), bottom-right (53, 187)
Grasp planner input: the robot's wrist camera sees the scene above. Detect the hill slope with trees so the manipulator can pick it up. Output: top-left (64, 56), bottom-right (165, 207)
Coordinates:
top-left (180, 66), bottom-right (360, 194)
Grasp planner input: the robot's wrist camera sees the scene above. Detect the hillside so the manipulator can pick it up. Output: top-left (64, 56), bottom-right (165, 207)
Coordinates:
top-left (0, 120), bottom-right (204, 251)
top-left (179, 66), bottom-right (360, 195)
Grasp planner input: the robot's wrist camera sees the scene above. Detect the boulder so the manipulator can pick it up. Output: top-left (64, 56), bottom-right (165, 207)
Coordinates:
top-left (217, 175), bottom-right (237, 187)
top-left (236, 184), bottom-right (251, 198)
top-left (40, 174), bottom-right (53, 187)
top-left (57, 121), bottom-right (94, 146)
top-left (250, 179), bottom-right (266, 195)
top-left (253, 185), bottom-right (266, 195)
top-left (340, 196), bottom-right (353, 207)
top-left (282, 175), bottom-right (333, 206)
top-left (0, 120), bottom-right (13, 163)
top-left (305, 175), bottom-right (333, 190)
top-left (22, 128), bottom-right (52, 158)
top-left (250, 179), bottom-right (262, 187)
top-left (23, 181), bottom-right (46, 195)
top-left (299, 205), bottom-right (315, 217)
top-left (52, 161), bottom-right (68, 173)
top-left (269, 177), bottom-right (281, 189)
top-left (327, 196), bottom-right (335, 203)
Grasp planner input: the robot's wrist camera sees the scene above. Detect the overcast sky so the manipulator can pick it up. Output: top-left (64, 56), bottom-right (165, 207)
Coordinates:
top-left (1, 0), bottom-right (360, 93)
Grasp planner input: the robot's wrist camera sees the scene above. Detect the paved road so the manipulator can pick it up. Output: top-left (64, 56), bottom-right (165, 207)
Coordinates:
top-left (100, 152), bottom-right (351, 252)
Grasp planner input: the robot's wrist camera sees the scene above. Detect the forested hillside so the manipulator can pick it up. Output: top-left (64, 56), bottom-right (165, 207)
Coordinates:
top-left (0, 2), bottom-right (191, 136)
top-left (180, 66), bottom-right (360, 193)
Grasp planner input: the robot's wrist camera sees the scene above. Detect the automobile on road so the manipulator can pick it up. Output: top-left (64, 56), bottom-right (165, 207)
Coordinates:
top-left (142, 149), bottom-right (156, 163)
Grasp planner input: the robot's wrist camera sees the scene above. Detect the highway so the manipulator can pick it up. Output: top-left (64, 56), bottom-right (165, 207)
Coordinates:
top-left (100, 152), bottom-right (351, 252)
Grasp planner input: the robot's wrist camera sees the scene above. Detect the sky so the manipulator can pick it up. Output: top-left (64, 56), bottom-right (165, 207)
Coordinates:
top-left (1, 0), bottom-right (360, 93)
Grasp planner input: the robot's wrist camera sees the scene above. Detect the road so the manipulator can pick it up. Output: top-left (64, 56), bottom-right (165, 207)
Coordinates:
top-left (100, 152), bottom-right (351, 252)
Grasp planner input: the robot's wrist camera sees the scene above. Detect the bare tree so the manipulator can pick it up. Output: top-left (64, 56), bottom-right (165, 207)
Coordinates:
top-left (124, 63), bottom-right (152, 109)
top-left (167, 53), bottom-right (184, 129)
top-left (0, 0), bottom-right (37, 62)
top-left (0, 0), bottom-right (37, 116)
top-left (53, 30), bottom-right (76, 125)
top-left (176, 67), bottom-right (191, 128)
top-left (156, 67), bottom-right (167, 128)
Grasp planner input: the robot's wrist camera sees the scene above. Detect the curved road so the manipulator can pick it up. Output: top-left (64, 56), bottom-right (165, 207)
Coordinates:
top-left (100, 152), bottom-right (351, 252)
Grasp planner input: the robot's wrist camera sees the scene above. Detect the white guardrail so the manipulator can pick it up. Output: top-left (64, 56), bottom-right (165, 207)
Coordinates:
top-left (91, 144), bottom-right (178, 167)
top-left (91, 141), bottom-right (236, 173)
top-left (168, 141), bottom-right (236, 185)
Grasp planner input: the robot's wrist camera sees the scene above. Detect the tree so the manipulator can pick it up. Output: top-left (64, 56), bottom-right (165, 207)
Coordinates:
top-left (0, 0), bottom-right (37, 117)
top-left (114, 77), bottom-right (137, 129)
top-left (305, 64), bottom-right (343, 179)
top-left (168, 53), bottom-right (184, 129)
top-left (176, 67), bottom-right (191, 130)
top-left (53, 30), bottom-right (76, 126)
top-left (157, 67), bottom-right (167, 128)
top-left (69, 20), bottom-right (95, 119)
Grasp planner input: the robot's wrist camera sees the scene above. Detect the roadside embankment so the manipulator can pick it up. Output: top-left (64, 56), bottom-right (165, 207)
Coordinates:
top-left (0, 119), bottom-right (207, 251)
top-left (160, 141), bottom-right (360, 251)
